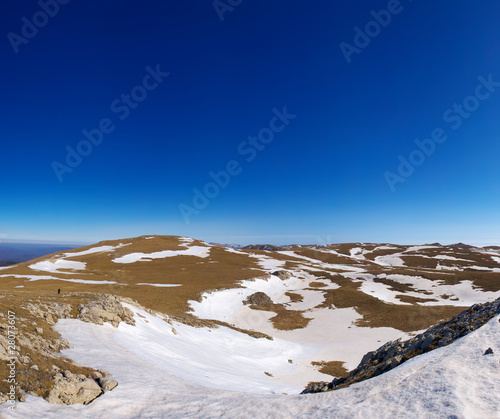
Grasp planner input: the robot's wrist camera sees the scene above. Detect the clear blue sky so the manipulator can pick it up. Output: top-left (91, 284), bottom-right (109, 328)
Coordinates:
top-left (1, 0), bottom-right (500, 246)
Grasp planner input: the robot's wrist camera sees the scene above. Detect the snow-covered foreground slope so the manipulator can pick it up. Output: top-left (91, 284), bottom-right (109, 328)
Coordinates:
top-left (4, 309), bottom-right (499, 418)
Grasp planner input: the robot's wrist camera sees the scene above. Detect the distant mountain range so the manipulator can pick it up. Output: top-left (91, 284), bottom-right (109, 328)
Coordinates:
top-left (207, 242), bottom-right (244, 249)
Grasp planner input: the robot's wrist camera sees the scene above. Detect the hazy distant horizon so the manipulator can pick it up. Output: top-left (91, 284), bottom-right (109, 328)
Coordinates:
top-left (2, 235), bottom-right (499, 249)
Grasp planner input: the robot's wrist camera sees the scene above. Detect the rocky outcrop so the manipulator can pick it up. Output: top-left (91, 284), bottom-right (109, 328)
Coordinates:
top-left (302, 297), bottom-right (500, 394)
top-left (47, 371), bottom-right (103, 405)
top-left (272, 270), bottom-right (292, 280)
top-left (46, 370), bottom-right (118, 405)
top-left (77, 294), bottom-right (135, 327)
top-left (243, 292), bottom-right (273, 307)
top-left (0, 294), bottom-right (134, 406)
top-left (23, 302), bottom-right (72, 326)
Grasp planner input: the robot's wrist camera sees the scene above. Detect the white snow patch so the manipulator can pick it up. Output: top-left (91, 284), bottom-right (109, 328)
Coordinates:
top-left (247, 253), bottom-right (287, 271)
top-left (189, 275), bottom-right (307, 322)
top-left (404, 245), bottom-right (440, 252)
top-left (63, 244), bottom-right (130, 257)
top-left (136, 283), bottom-right (182, 288)
top-left (0, 274), bottom-right (117, 285)
top-left (375, 245), bottom-right (400, 250)
top-left (278, 251), bottom-right (365, 272)
top-left (29, 259), bottom-right (86, 274)
top-left (467, 266), bottom-right (500, 272)
top-left (224, 247), bottom-right (247, 255)
top-left (349, 247), bottom-right (365, 260)
top-left (374, 254), bottom-right (405, 267)
top-left (347, 272), bottom-right (500, 306)
top-left (112, 246), bottom-right (210, 264)
top-left (436, 264), bottom-right (462, 271)
top-left (45, 278), bottom-right (118, 285)
top-left (0, 274), bottom-right (64, 281)
top-left (434, 255), bottom-right (469, 261)
top-left (491, 256), bottom-right (500, 264)
top-left (381, 274), bottom-right (500, 306)
top-left (277, 289), bottom-right (327, 311)
top-left (357, 278), bottom-right (411, 306)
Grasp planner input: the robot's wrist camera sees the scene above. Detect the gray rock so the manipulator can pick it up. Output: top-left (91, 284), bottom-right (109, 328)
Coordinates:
top-left (272, 270), bottom-right (292, 280)
top-left (389, 355), bottom-right (403, 369)
top-left (24, 302), bottom-right (72, 326)
top-left (407, 339), bottom-right (421, 352)
top-left (91, 371), bottom-right (103, 379)
top-left (47, 373), bottom-right (102, 405)
top-left (35, 327), bottom-right (43, 335)
top-left (97, 377), bottom-right (118, 392)
top-left (419, 334), bottom-right (436, 351)
top-left (383, 345), bottom-right (401, 362)
top-left (77, 295), bottom-right (135, 328)
top-left (483, 347), bottom-right (494, 355)
top-left (359, 350), bottom-right (376, 366)
top-left (437, 338), bottom-right (451, 347)
top-left (243, 292), bottom-right (274, 307)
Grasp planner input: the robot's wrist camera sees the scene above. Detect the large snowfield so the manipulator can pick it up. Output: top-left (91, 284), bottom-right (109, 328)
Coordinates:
top-left (189, 273), bottom-right (410, 374)
top-left (2, 306), bottom-right (499, 418)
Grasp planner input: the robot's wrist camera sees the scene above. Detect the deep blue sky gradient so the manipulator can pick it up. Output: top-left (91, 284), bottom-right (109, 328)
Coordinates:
top-left (1, 0), bottom-right (500, 245)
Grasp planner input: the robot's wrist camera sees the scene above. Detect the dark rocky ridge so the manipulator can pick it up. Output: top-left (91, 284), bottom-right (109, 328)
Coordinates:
top-left (450, 242), bottom-right (476, 249)
top-left (242, 244), bottom-right (288, 251)
top-left (302, 296), bottom-right (500, 394)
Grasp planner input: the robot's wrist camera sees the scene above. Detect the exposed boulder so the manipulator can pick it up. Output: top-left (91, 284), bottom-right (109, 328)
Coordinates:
top-left (77, 294), bottom-right (135, 327)
top-left (47, 371), bottom-right (103, 405)
top-left (484, 347), bottom-right (494, 355)
top-left (272, 270), bottom-right (292, 280)
top-left (302, 296), bottom-right (500, 394)
top-left (97, 377), bottom-right (118, 392)
top-left (243, 292), bottom-right (273, 307)
top-left (46, 371), bottom-right (119, 405)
